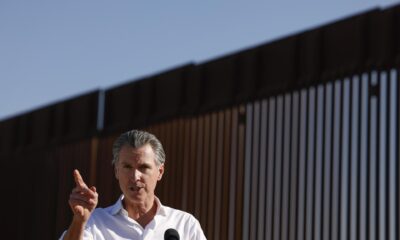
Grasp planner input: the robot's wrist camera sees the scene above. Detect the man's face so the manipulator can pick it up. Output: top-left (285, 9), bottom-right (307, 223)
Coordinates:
top-left (114, 144), bottom-right (164, 206)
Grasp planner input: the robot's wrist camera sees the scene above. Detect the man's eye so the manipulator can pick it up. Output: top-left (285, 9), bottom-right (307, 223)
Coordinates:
top-left (140, 166), bottom-right (150, 171)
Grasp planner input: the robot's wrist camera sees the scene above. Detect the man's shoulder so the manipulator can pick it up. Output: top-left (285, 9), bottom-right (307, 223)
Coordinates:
top-left (86, 204), bottom-right (117, 223)
top-left (160, 205), bottom-right (206, 239)
top-left (162, 205), bottom-right (198, 222)
top-left (92, 204), bottom-right (117, 215)
top-left (92, 197), bottom-right (123, 217)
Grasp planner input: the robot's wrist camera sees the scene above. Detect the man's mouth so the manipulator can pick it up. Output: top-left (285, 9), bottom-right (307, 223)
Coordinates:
top-left (129, 184), bottom-right (144, 192)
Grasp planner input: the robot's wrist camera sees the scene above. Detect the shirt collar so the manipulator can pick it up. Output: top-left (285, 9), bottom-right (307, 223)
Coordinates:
top-left (109, 195), bottom-right (167, 217)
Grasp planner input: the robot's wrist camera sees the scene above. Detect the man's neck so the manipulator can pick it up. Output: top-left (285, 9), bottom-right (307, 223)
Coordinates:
top-left (124, 197), bottom-right (158, 228)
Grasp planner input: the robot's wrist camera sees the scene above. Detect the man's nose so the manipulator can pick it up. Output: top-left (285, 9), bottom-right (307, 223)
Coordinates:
top-left (133, 169), bottom-right (141, 180)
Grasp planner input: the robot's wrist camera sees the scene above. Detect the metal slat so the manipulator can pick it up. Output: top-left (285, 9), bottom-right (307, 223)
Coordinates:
top-left (226, 108), bottom-right (238, 239)
top-left (396, 68), bottom-right (399, 240)
top-left (354, 75), bottom-right (362, 240)
top-left (188, 117), bottom-right (198, 214)
top-left (194, 116), bottom-right (204, 221)
top-left (206, 112), bottom-right (217, 238)
top-left (265, 97), bottom-right (277, 239)
top-left (181, 119), bottom-right (190, 211)
top-left (322, 82), bottom-right (333, 240)
top-left (340, 78), bottom-right (351, 240)
top-left (177, 119), bottom-right (186, 208)
top-left (160, 123), bottom-right (169, 202)
top-left (328, 80), bottom-right (336, 240)
top-left (296, 90), bottom-right (307, 239)
top-left (249, 101), bottom-right (260, 240)
top-left (385, 70), bottom-right (392, 240)
top-left (313, 84), bottom-right (325, 240)
top-left (359, 73), bottom-right (370, 240)
top-left (311, 84), bottom-right (320, 240)
top-left (227, 108), bottom-right (238, 240)
top-left (200, 114), bottom-right (210, 234)
top-left (170, 120), bottom-right (179, 206)
top-left (242, 103), bottom-right (252, 239)
top-left (220, 109), bottom-right (231, 240)
top-left (367, 71), bottom-right (376, 240)
top-left (349, 76), bottom-right (360, 240)
top-left (257, 100), bottom-right (268, 239)
top-left (377, 71), bottom-right (385, 240)
top-left (281, 93), bottom-right (292, 240)
top-left (213, 111), bottom-right (224, 240)
top-left (288, 92), bottom-right (299, 240)
top-left (273, 96), bottom-right (283, 240)
top-left (235, 105), bottom-right (246, 240)
top-left (371, 71), bottom-right (379, 240)
top-left (331, 80), bottom-right (342, 240)
top-left (388, 69), bottom-right (398, 240)
top-left (305, 87), bottom-right (316, 240)
top-left (164, 121), bottom-right (173, 205)
top-left (379, 69), bottom-right (395, 240)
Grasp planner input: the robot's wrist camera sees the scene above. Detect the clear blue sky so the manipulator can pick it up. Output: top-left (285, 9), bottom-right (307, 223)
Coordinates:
top-left (0, 0), bottom-right (398, 120)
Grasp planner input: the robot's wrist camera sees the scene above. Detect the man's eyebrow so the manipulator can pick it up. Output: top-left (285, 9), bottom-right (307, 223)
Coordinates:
top-left (139, 162), bottom-right (152, 168)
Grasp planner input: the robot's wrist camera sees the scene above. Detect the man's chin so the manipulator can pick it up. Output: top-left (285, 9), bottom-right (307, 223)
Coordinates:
top-left (125, 190), bottom-right (145, 201)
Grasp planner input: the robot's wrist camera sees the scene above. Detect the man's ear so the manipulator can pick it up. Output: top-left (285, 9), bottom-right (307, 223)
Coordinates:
top-left (157, 164), bottom-right (164, 181)
top-left (114, 164), bottom-right (119, 180)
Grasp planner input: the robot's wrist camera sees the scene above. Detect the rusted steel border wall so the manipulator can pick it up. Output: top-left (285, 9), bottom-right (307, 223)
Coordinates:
top-left (0, 5), bottom-right (399, 240)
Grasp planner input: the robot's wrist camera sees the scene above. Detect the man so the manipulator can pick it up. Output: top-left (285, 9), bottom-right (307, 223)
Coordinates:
top-left (61, 129), bottom-right (206, 239)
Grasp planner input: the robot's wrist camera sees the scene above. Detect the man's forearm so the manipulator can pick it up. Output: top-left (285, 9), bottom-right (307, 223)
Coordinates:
top-left (62, 218), bottom-right (87, 240)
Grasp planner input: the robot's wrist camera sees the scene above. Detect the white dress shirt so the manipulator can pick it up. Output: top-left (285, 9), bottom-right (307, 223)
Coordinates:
top-left (60, 195), bottom-right (206, 240)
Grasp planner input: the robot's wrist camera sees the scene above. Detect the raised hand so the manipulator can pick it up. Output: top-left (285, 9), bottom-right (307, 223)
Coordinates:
top-left (68, 169), bottom-right (98, 223)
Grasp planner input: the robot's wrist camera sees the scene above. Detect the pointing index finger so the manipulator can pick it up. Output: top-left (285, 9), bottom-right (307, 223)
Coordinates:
top-left (73, 169), bottom-right (88, 189)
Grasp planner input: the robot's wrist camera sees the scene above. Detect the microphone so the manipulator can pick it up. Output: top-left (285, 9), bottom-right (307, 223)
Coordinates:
top-left (164, 228), bottom-right (180, 240)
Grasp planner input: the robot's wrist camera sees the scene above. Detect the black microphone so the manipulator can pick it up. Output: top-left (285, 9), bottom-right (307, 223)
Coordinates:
top-left (164, 228), bottom-right (180, 240)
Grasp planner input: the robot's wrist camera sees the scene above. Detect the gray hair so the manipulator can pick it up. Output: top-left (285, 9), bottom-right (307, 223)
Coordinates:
top-left (112, 129), bottom-right (165, 166)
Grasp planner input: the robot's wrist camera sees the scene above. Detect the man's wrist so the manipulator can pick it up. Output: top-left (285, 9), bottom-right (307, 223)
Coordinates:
top-left (71, 215), bottom-right (88, 227)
